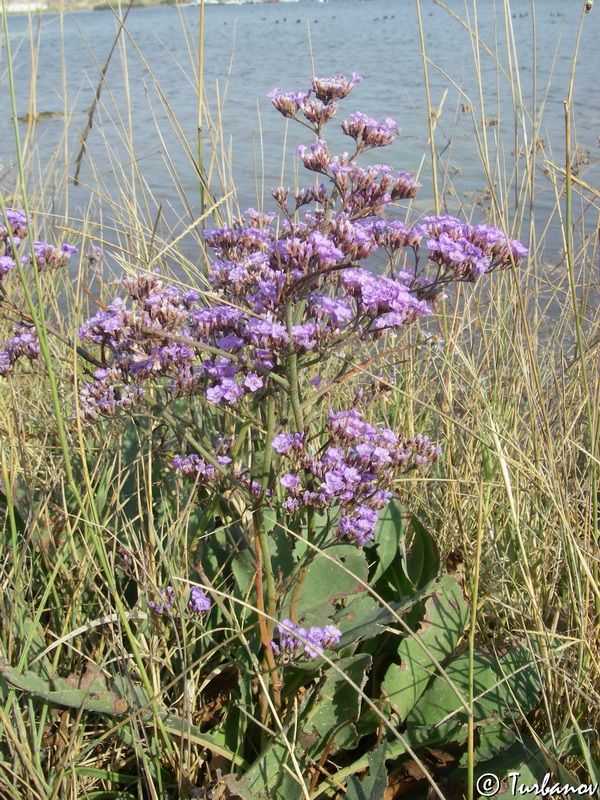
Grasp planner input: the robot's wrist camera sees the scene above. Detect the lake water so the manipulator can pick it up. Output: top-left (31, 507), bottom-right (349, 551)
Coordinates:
top-left (1, 0), bottom-right (599, 268)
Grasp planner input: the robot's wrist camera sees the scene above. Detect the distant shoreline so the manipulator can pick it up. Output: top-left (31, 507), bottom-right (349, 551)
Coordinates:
top-left (3, 0), bottom-right (344, 13)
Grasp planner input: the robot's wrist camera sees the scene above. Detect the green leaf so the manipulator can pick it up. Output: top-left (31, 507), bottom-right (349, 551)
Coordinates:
top-left (223, 705), bottom-right (311, 799)
top-left (370, 499), bottom-right (407, 584)
top-left (225, 756), bottom-right (306, 800)
top-left (305, 654), bottom-right (372, 752)
top-left (333, 593), bottom-right (423, 649)
top-left (471, 745), bottom-right (546, 799)
top-left (280, 545), bottom-right (369, 625)
top-left (225, 655), bottom-right (372, 798)
top-left (231, 546), bottom-right (256, 598)
top-left (267, 516), bottom-right (296, 578)
top-left (0, 660), bottom-right (130, 715)
top-left (467, 719), bottom-right (517, 764)
top-left (403, 514), bottom-right (440, 590)
top-left (405, 643), bottom-right (541, 745)
top-left (345, 741), bottom-right (388, 800)
top-left (382, 575), bottom-right (468, 721)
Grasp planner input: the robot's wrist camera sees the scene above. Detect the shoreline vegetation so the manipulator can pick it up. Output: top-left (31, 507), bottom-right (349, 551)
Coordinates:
top-left (1, 0), bottom-right (599, 797)
top-left (4, 0), bottom-right (336, 15)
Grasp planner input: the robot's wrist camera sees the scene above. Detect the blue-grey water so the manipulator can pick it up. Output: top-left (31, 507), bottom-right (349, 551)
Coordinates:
top-left (1, 0), bottom-right (599, 268)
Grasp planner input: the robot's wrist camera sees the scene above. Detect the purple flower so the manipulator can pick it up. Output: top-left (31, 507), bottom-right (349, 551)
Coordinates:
top-left (32, 241), bottom-right (77, 270)
top-left (271, 618), bottom-right (342, 662)
top-left (218, 334), bottom-right (246, 351)
top-left (0, 350), bottom-right (12, 377)
top-left (300, 98), bottom-right (339, 127)
top-left (337, 505), bottom-right (379, 546)
top-left (309, 625), bottom-right (342, 650)
top-left (206, 378), bottom-right (245, 405)
top-left (328, 408), bottom-right (376, 441)
top-left (243, 372), bottom-right (264, 392)
top-left (311, 73), bottom-right (362, 103)
top-left (291, 322), bottom-right (320, 352)
top-left (0, 255), bottom-right (15, 278)
top-left (1, 208), bottom-right (29, 240)
top-left (341, 111), bottom-right (399, 149)
top-left (272, 433), bottom-right (305, 455)
top-left (510, 240), bottom-right (529, 262)
top-left (283, 497), bottom-right (300, 513)
top-left (0, 324), bottom-right (41, 377)
top-left (310, 294), bottom-right (353, 327)
top-left (78, 300), bottom-right (129, 346)
top-left (78, 370), bottom-right (144, 421)
top-left (309, 230), bottom-right (344, 267)
top-left (87, 244), bottom-right (102, 266)
top-left (189, 585), bottom-right (211, 613)
top-left (245, 317), bottom-right (290, 349)
top-left (172, 453), bottom-right (218, 480)
top-left (148, 586), bottom-right (176, 616)
top-left (296, 139), bottom-right (331, 174)
top-left (280, 473), bottom-right (300, 490)
top-left (268, 87), bottom-right (310, 118)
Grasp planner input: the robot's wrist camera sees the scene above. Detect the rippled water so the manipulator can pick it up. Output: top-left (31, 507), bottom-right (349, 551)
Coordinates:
top-left (2, 0), bottom-right (599, 262)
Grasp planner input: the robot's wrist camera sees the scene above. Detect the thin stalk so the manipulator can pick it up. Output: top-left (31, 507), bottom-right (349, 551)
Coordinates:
top-left (198, 0), bottom-right (206, 239)
top-left (563, 101), bottom-right (598, 617)
top-left (415, 0), bottom-right (440, 215)
top-left (285, 300), bottom-right (304, 431)
top-left (467, 481), bottom-right (487, 800)
top-left (253, 396), bottom-right (281, 704)
top-left (563, 3), bottom-right (599, 619)
top-left (1, 450), bottom-right (20, 575)
top-left (160, 407), bottom-right (248, 494)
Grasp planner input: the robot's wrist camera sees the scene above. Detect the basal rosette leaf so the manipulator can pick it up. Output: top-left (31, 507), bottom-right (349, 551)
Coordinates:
top-left (381, 575), bottom-right (468, 723)
top-left (225, 654), bottom-right (372, 799)
top-left (404, 643), bottom-right (542, 749)
top-left (277, 544), bottom-right (369, 627)
top-left (369, 498), bottom-right (407, 584)
top-left (345, 741), bottom-right (389, 800)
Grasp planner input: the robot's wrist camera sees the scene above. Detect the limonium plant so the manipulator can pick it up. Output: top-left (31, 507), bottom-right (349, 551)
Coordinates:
top-left (0, 209), bottom-right (77, 374)
top-left (1, 74), bottom-right (537, 797)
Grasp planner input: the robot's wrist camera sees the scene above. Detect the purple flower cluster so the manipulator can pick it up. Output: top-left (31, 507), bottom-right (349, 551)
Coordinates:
top-left (78, 367), bottom-right (145, 421)
top-left (271, 618), bottom-right (342, 662)
top-left (75, 74), bottom-right (526, 432)
top-left (0, 255), bottom-right (15, 279)
top-left (0, 209), bottom-right (29, 256)
top-left (1, 208), bottom-right (77, 277)
top-left (268, 73), bottom-right (361, 130)
top-left (77, 272), bottom-right (201, 419)
top-left (148, 584), bottom-right (211, 616)
top-left (0, 325), bottom-right (40, 377)
top-left (341, 111), bottom-right (400, 149)
top-left (272, 409), bottom-right (441, 546)
top-left (172, 452), bottom-right (230, 480)
top-left (148, 586), bottom-right (175, 616)
top-left (189, 585), bottom-right (211, 613)
top-left (415, 215), bottom-right (528, 287)
top-left (32, 241), bottom-right (78, 272)
top-left (172, 437), bottom-right (270, 501)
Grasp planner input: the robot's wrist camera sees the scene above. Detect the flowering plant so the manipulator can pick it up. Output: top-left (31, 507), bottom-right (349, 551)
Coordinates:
top-left (0, 75), bottom-right (541, 798)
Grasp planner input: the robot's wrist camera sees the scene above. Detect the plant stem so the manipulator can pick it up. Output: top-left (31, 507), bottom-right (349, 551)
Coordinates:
top-left (254, 395), bottom-right (282, 713)
top-left (285, 301), bottom-right (304, 432)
